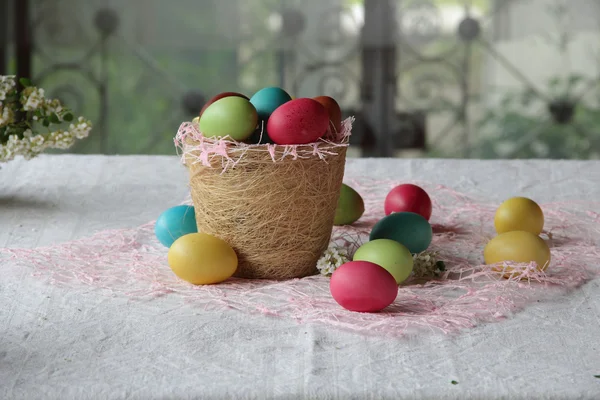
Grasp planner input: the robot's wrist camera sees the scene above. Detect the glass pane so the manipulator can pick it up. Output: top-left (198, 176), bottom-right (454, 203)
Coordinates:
top-left (10, 0), bottom-right (599, 159)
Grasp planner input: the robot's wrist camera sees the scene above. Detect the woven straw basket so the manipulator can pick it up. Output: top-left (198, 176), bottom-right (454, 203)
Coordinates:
top-left (177, 119), bottom-right (351, 280)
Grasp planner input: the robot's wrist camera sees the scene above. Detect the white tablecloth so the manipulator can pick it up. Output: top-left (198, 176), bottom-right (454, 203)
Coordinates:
top-left (1, 155), bottom-right (599, 400)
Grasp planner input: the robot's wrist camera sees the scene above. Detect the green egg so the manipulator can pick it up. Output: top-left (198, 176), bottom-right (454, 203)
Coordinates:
top-left (369, 212), bottom-right (432, 254)
top-left (199, 96), bottom-right (258, 141)
top-left (334, 183), bottom-right (365, 226)
top-left (353, 239), bottom-right (414, 284)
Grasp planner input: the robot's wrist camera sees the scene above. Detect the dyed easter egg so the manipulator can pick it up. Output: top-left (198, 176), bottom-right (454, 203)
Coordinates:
top-left (267, 98), bottom-right (329, 145)
top-left (313, 96), bottom-right (342, 133)
top-left (484, 230), bottom-right (551, 273)
top-left (249, 87), bottom-right (292, 121)
top-left (199, 97), bottom-right (258, 141)
top-left (199, 92), bottom-right (249, 117)
top-left (384, 184), bottom-right (432, 221)
top-left (353, 239), bottom-right (414, 284)
top-left (370, 212), bottom-right (432, 254)
top-left (494, 197), bottom-right (544, 235)
top-left (334, 183), bottom-right (365, 225)
top-left (154, 205), bottom-right (198, 248)
top-left (168, 233), bottom-right (238, 285)
top-left (330, 261), bottom-right (398, 312)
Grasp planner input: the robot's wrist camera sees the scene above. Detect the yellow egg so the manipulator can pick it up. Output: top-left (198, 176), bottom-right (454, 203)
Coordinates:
top-left (494, 197), bottom-right (544, 235)
top-left (484, 231), bottom-right (551, 275)
top-left (168, 233), bottom-right (238, 285)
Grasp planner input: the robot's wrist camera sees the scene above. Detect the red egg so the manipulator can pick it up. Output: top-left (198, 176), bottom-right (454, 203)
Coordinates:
top-left (384, 184), bottom-right (432, 221)
top-left (313, 96), bottom-right (342, 133)
top-left (199, 92), bottom-right (249, 117)
top-left (266, 98), bottom-right (329, 145)
top-left (330, 261), bottom-right (398, 313)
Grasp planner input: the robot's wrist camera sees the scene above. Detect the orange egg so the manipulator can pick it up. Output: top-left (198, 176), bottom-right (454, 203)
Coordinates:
top-left (313, 96), bottom-right (342, 133)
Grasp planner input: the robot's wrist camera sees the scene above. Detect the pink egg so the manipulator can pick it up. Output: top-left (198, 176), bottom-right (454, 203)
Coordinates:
top-left (330, 261), bottom-right (398, 312)
top-left (384, 184), bottom-right (432, 220)
top-left (266, 98), bottom-right (329, 145)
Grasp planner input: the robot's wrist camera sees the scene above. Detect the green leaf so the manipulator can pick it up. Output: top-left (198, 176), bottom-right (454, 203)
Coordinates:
top-left (19, 77), bottom-right (32, 87)
top-left (594, 375), bottom-right (600, 378)
top-left (63, 113), bottom-right (74, 122)
top-left (42, 118), bottom-right (50, 127)
top-left (49, 113), bottom-right (60, 123)
top-left (451, 380), bottom-right (458, 385)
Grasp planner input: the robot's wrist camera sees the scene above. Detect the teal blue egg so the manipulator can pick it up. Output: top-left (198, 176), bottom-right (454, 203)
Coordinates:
top-left (369, 212), bottom-right (432, 254)
top-left (155, 205), bottom-right (198, 248)
top-left (249, 87), bottom-right (292, 121)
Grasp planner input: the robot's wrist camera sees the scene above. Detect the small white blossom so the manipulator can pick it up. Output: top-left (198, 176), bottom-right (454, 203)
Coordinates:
top-left (0, 105), bottom-right (15, 127)
top-left (21, 87), bottom-right (46, 111)
top-left (44, 98), bottom-right (63, 114)
top-left (0, 75), bottom-right (16, 101)
top-left (412, 251), bottom-right (445, 278)
top-left (69, 119), bottom-right (92, 139)
top-left (317, 244), bottom-right (350, 276)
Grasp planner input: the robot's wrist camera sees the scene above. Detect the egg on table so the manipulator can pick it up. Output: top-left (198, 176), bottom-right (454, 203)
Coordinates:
top-left (330, 261), bottom-right (398, 312)
top-left (494, 196), bottom-right (544, 235)
top-left (334, 183), bottom-right (365, 226)
top-left (484, 230), bottom-right (551, 275)
top-left (154, 205), bottom-right (198, 247)
top-left (369, 212), bottom-right (433, 254)
top-left (384, 183), bottom-right (432, 221)
top-left (199, 96), bottom-right (258, 141)
top-left (168, 233), bottom-right (238, 285)
top-left (353, 239), bottom-right (414, 284)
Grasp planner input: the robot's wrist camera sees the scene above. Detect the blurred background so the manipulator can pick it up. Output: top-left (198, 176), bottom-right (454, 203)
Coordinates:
top-left (2, 0), bottom-right (600, 158)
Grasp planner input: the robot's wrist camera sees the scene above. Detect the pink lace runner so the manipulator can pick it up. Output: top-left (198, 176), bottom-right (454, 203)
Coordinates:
top-left (2, 179), bottom-right (599, 337)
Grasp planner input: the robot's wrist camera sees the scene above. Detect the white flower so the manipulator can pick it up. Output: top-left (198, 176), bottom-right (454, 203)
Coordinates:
top-left (0, 105), bottom-right (15, 127)
top-left (412, 251), bottom-right (445, 278)
top-left (317, 244), bottom-right (350, 276)
top-left (21, 87), bottom-right (46, 111)
top-left (47, 129), bottom-right (75, 149)
top-left (0, 75), bottom-right (16, 101)
top-left (44, 98), bottom-right (63, 114)
top-left (28, 134), bottom-right (48, 154)
top-left (1, 75), bottom-right (91, 163)
top-left (68, 118), bottom-right (92, 139)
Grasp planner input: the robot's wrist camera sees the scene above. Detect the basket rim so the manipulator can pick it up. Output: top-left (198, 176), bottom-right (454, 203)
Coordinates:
top-left (175, 117), bottom-right (353, 170)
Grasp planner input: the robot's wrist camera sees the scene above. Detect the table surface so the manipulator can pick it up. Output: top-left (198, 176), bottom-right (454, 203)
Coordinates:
top-left (1, 155), bottom-right (599, 400)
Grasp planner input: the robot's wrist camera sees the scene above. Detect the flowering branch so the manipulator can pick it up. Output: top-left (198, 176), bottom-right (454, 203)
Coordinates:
top-left (0, 75), bottom-right (92, 162)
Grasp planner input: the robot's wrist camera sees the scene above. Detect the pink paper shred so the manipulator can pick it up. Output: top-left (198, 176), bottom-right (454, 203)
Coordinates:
top-left (2, 179), bottom-right (599, 338)
top-left (174, 118), bottom-right (353, 172)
